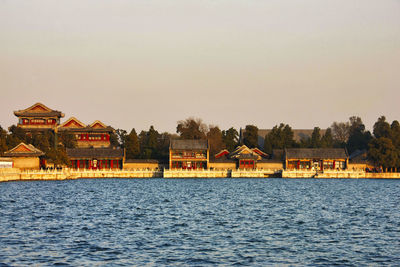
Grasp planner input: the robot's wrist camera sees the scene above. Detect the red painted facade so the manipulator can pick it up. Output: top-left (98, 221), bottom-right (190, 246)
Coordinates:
top-left (71, 159), bottom-right (121, 170)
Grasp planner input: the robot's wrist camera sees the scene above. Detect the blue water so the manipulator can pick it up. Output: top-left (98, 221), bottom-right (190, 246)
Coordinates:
top-left (1, 179), bottom-right (400, 266)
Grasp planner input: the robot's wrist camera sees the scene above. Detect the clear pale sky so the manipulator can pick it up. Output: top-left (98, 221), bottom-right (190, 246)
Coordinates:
top-left (1, 0), bottom-right (399, 133)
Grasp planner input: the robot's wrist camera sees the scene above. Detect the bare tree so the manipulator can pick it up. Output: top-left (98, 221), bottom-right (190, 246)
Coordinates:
top-left (331, 121), bottom-right (350, 144)
top-left (176, 117), bottom-right (208, 140)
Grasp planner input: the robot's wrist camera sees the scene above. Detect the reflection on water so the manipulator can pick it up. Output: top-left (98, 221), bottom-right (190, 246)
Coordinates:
top-left (1, 178), bottom-right (400, 265)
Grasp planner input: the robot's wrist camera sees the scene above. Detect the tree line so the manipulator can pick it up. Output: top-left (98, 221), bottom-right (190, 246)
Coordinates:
top-left (0, 115), bottom-right (399, 170)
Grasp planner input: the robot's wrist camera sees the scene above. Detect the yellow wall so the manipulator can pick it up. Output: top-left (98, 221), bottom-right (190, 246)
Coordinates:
top-left (12, 157), bottom-right (40, 170)
top-left (123, 162), bottom-right (166, 170)
top-left (257, 162), bottom-right (283, 170)
top-left (348, 163), bottom-right (367, 171)
top-left (209, 162), bottom-right (236, 170)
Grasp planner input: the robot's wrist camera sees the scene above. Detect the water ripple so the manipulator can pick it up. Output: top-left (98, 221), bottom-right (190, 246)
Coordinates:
top-left (0, 179), bottom-right (400, 265)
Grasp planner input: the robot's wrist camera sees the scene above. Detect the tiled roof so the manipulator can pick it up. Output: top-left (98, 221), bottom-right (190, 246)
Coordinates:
top-left (14, 111), bottom-right (64, 117)
top-left (285, 148), bottom-right (348, 160)
top-left (14, 103), bottom-right (64, 118)
top-left (170, 139), bottom-right (208, 150)
top-left (4, 143), bottom-right (45, 157)
top-left (271, 149), bottom-right (284, 160)
top-left (58, 126), bottom-right (114, 133)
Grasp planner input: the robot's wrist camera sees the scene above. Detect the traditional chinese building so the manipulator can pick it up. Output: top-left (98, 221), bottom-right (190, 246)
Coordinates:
top-left (4, 143), bottom-right (45, 170)
top-left (213, 145), bottom-right (269, 169)
top-left (66, 148), bottom-right (124, 170)
top-left (57, 117), bottom-right (113, 148)
top-left (169, 140), bottom-right (209, 169)
top-left (14, 103), bottom-right (64, 133)
top-left (59, 117), bottom-right (124, 169)
top-left (284, 148), bottom-right (349, 171)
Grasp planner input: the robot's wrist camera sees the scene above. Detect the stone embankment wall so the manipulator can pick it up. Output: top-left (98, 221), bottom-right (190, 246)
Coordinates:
top-left (365, 173), bottom-right (400, 179)
top-left (164, 169), bottom-right (230, 178)
top-left (164, 169), bottom-right (282, 178)
top-left (0, 169), bottom-right (163, 182)
top-left (1, 168), bottom-right (400, 182)
top-left (282, 170), bottom-right (400, 179)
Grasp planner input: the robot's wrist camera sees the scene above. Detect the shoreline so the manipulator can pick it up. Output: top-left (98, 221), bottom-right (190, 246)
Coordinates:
top-left (1, 168), bottom-right (400, 182)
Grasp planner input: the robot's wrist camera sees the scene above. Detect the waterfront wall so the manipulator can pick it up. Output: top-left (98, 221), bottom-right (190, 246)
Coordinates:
top-left (12, 157), bottom-right (40, 170)
top-left (208, 162), bottom-right (236, 170)
top-left (282, 170), bottom-right (366, 178)
top-left (2, 168), bottom-right (400, 182)
top-left (0, 168), bottom-right (163, 182)
top-left (282, 170), bottom-right (400, 179)
top-left (164, 169), bottom-right (229, 178)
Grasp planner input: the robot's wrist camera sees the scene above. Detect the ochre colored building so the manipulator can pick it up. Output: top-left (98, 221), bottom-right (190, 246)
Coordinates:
top-left (123, 159), bottom-right (167, 170)
top-left (169, 140), bottom-right (209, 169)
top-left (14, 103), bottom-right (64, 133)
top-left (67, 148), bottom-right (124, 170)
top-left (58, 117), bottom-right (124, 169)
top-left (284, 148), bottom-right (348, 171)
top-left (4, 143), bottom-right (45, 170)
top-left (213, 145), bottom-right (269, 170)
top-left (57, 117), bottom-right (114, 148)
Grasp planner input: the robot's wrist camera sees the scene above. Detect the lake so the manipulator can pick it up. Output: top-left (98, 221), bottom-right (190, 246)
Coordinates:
top-left (1, 178), bottom-right (399, 266)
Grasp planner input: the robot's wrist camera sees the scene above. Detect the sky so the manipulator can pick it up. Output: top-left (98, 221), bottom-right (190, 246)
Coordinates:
top-left (1, 0), bottom-right (399, 133)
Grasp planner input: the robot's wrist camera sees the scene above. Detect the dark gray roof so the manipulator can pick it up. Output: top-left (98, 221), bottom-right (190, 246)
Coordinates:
top-left (14, 111), bottom-right (63, 118)
top-left (271, 149), bottom-right (284, 161)
top-left (4, 151), bottom-right (44, 157)
top-left (170, 139), bottom-right (208, 150)
top-left (285, 148), bottom-right (348, 160)
top-left (58, 126), bottom-right (114, 133)
top-left (349, 149), bottom-right (369, 163)
top-left (66, 148), bottom-right (124, 159)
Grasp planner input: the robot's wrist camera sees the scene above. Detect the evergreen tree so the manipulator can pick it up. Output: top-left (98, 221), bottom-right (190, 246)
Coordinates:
top-left (58, 131), bottom-right (77, 148)
top-left (109, 132), bottom-right (119, 148)
top-left (368, 137), bottom-right (398, 170)
top-left (177, 117), bottom-right (207, 140)
top-left (222, 127), bottom-right (239, 151)
top-left (373, 116), bottom-right (391, 139)
top-left (0, 125), bottom-right (8, 155)
top-left (46, 147), bottom-right (71, 167)
top-left (263, 123), bottom-right (294, 153)
top-left (139, 126), bottom-right (160, 159)
top-left (156, 132), bottom-right (171, 160)
top-left (32, 132), bottom-right (52, 154)
top-left (390, 121), bottom-right (400, 148)
top-left (243, 125), bottom-right (258, 148)
top-left (8, 125), bottom-right (26, 142)
top-left (310, 127), bottom-right (322, 148)
top-left (207, 126), bottom-right (224, 156)
top-left (125, 128), bottom-right (140, 159)
top-left (346, 116), bottom-right (372, 154)
top-left (321, 128), bottom-right (334, 148)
